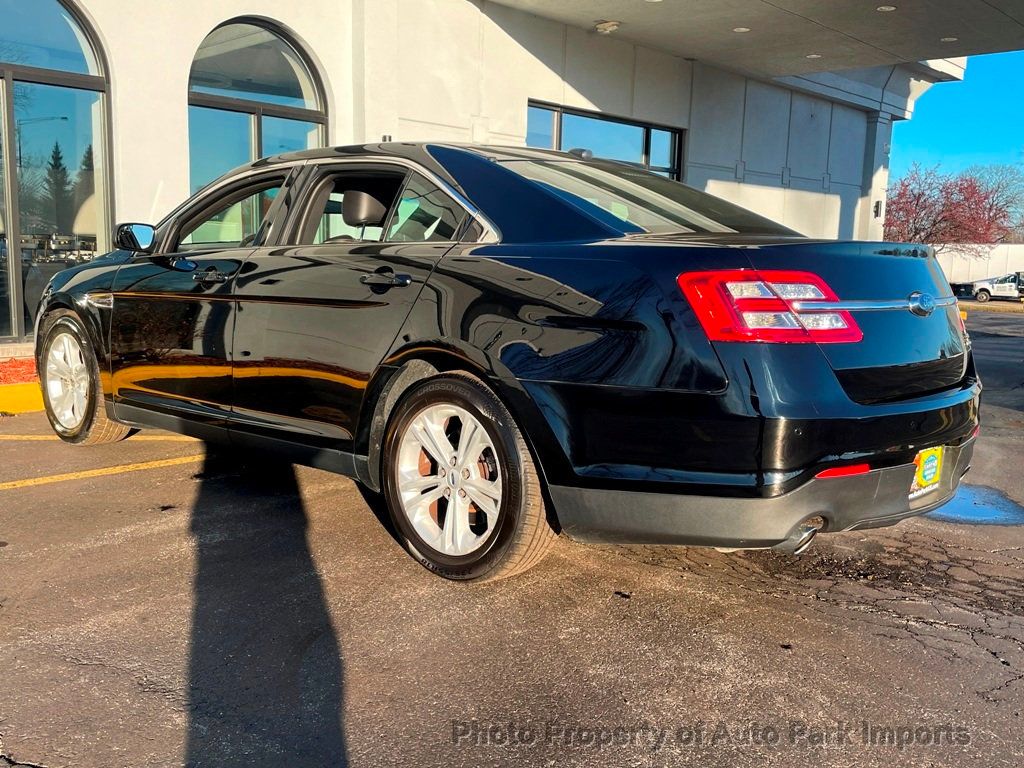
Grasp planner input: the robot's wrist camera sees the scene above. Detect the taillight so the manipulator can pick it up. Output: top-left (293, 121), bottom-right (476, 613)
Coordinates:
top-left (677, 269), bottom-right (863, 343)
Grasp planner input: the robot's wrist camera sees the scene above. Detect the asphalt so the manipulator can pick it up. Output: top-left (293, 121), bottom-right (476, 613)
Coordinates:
top-left (0, 313), bottom-right (1022, 768)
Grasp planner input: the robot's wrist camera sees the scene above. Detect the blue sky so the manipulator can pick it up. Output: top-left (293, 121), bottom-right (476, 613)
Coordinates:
top-left (889, 50), bottom-right (1024, 180)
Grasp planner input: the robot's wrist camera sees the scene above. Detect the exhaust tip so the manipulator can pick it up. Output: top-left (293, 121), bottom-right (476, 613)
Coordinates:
top-left (775, 516), bottom-right (826, 555)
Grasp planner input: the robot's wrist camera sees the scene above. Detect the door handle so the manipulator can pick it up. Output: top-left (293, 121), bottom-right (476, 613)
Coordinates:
top-left (360, 271), bottom-right (412, 288)
top-left (193, 269), bottom-right (231, 284)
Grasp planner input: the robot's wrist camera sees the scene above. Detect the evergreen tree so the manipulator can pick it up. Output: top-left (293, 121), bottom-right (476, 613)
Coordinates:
top-left (73, 144), bottom-right (95, 216)
top-left (42, 141), bottom-right (74, 234)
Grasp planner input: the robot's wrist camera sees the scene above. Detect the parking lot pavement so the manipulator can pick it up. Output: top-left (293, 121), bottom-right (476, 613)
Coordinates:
top-left (0, 315), bottom-right (1022, 768)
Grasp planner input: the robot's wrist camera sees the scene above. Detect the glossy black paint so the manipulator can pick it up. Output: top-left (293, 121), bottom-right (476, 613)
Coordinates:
top-left (35, 143), bottom-right (981, 544)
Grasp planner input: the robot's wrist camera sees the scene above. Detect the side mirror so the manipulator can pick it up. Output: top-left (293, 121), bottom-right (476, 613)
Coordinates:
top-left (114, 222), bottom-right (156, 253)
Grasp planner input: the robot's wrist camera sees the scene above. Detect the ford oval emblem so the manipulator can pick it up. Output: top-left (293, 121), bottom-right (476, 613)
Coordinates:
top-left (908, 291), bottom-right (936, 317)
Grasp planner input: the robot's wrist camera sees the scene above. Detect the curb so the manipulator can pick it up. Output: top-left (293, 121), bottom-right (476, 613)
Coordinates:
top-left (0, 382), bottom-right (45, 415)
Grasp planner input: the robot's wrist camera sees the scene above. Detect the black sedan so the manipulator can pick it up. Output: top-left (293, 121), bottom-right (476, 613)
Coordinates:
top-left (34, 143), bottom-right (980, 581)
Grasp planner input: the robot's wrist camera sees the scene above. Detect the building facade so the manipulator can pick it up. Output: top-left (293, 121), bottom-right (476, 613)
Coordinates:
top-left (1, 0), bottom-right (1012, 343)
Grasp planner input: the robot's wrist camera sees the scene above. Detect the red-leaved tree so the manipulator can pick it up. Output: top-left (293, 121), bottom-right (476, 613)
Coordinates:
top-left (884, 164), bottom-right (1016, 256)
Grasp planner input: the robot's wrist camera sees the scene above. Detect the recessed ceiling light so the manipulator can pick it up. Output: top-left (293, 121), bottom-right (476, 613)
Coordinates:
top-left (941, 36), bottom-right (959, 42)
top-left (644, 0), bottom-right (663, 3)
top-left (805, 53), bottom-right (823, 59)
top-left (733, 27), bottom-right (751, 33)
top-left (876, 5), bottom-right (897, 11)
top-left (594, 20), bottom-right (621, 34)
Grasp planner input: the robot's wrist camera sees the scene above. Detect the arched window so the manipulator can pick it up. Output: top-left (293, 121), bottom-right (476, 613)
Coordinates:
top-left (188, 21), bottom-right (326, 192)
top-left (0, 0), bottom-right (109, 341)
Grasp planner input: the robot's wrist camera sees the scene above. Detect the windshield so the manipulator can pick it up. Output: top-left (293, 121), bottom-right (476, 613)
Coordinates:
top-left (503, 158), bottom-right (797, 236)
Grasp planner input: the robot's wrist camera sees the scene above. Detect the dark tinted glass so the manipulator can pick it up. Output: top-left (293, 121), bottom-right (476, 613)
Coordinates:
top-left (506, 159), bottom-right (794, 236)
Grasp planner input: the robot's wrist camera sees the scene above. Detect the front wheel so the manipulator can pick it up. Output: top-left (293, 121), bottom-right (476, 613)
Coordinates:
top-left (382, 373), bottom-right (556, 582)
top-left (975, 289), bottom-right (991, 303)
top-left (39, 311), bottom-right (133, 445)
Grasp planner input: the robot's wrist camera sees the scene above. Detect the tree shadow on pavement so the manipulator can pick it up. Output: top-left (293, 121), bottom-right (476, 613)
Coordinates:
top-left (185, 445), bottom-right (347, 767)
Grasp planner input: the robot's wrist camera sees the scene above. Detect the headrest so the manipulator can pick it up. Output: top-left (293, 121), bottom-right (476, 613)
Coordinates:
top-left (343, 190), bottom-right (388, 227)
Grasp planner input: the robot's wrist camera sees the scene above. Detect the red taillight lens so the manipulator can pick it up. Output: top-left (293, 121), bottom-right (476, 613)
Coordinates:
top-left (677, 269), bottom-right (863, 343)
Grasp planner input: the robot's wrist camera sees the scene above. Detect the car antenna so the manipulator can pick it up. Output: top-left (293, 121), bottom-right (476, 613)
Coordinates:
top-left (567, 148), bottom-right (593, 160)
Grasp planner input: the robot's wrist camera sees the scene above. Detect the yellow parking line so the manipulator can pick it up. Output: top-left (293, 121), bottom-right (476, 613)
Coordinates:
top-left (0, 454), bottom-right (205, 491)
top-left (0, 434), bottom-right (197, 442)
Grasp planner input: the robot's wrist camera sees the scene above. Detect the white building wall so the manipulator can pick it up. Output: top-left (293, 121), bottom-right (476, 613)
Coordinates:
top-left (77, 0), bottom-right (908, 240)
top-left (936, 245), bottom-right (1024, 283)
top-left (352, 0), bottom-right (889, 240)
top-left (75, 0), bottom-right (356, 224)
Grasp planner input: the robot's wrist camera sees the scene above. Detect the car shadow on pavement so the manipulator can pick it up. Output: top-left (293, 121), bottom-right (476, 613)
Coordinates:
top-left (185, 445), bottom-right (347, 767)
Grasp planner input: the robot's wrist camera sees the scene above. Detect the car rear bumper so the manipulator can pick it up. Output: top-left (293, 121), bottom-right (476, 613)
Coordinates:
top-left (549, 436), bottom-right (975, 548)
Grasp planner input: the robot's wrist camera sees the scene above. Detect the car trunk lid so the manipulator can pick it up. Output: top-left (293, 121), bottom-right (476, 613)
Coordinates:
top-left (741, 241), bottom-right (967, 403)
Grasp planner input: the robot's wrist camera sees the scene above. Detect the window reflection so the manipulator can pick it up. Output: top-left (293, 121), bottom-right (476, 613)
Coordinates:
top-left (262, 116), bottom-right (321, 156)
top-left (188, 106), bottom-right (252, 193)
top-left (187, 23), bottom-right (326, 192)
top-left (15, 81), bottom-right (106, 329)
top-left (0, 118), bottom-right (9, 337)
top-left (562, 113), bottom-right (645, 166)
top-left (525, 103), bottom-right (682, 180)
top-left (0, 0), bottom-right (101, 75)
top-left (189, 23), bottom-right (318, 110)
top-left (526, 105), bottom-right (555, 150)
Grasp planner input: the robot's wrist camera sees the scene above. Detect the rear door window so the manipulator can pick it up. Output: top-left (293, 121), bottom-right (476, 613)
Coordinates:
top-left (294, 170), bottom-right (407, 245)
top-left (386, 173), bottom-right (466, 242)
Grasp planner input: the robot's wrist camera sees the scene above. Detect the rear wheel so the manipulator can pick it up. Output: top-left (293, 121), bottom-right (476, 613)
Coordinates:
top-left (975, 289), bottom-right (991, 303)
top-left (39, 311), bottom-right (133, 445)
top-left (382, 373), bottom-right (556, 582)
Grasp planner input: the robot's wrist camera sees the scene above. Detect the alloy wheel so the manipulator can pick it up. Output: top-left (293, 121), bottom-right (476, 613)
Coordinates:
top-left (45, 331), bottom-right (90, 430)
top-left (395, 403), bottom-right (503, 556)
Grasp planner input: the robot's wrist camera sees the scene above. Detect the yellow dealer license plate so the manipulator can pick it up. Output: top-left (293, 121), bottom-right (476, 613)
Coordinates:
top-left (910, 446), bottom-right (944, 499)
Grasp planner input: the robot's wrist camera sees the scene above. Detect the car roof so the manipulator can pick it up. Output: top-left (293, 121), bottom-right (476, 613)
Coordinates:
top-left (253, 141), bottom-right (581, 168)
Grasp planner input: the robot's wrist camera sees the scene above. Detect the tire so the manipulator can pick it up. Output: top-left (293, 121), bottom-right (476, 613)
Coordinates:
top-left (381, 372), bottom-right (556, 582)
top-left (38, 310), bottom-right (133, 445)
top-left (975, 289), bottom-right (991, 303)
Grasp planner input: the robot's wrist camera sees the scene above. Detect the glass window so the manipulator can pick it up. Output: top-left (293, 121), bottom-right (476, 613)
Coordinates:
top-left (189, 23), bottom-right (318, 110)
top-left (0, 0), bottom-right (108, 341)
top-left (0, 0), bottom-right (101, 75)
top-left (15, 81), bottom-right (107, 330)
top-left (388, 174), bottom-right (466, 242)
top-left (561, 113), bottom-right (645, 166)
top-left (188, 22), bottom-right (326, 192)
top-left (300, 173), bottom-right (407, 245)
top-left (309, 189), bottom-right (383, 244)
top-left (188, 106), bottom-right (252, 193)
top-left (0, 113), bottom-right (9, 338)
top-left (505, 159), bottom-right (794, 236)
top-left (525, 103), bottom-right (682, 180)
top-left (526, 105), bottom-right (555, 150)
top-left (262, 116), bottom-right (321, 156)
top-left (650, 129), bottom-right (675, 171)
top-left (180, 184), bottom-right (282, 251)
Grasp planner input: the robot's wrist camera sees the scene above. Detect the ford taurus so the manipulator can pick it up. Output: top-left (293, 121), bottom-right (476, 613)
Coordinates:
top-left (34, 143), bottom-right (980, 581)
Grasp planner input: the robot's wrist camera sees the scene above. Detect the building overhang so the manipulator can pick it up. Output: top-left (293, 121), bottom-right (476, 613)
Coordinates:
top-left (489, 0), bottom-right (1023, 79)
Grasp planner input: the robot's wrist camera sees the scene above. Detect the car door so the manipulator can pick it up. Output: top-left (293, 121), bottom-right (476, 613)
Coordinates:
top-left (229, 164), bottom-right (470, 451)
top-left (109, 171), bottom-right (292, 430)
